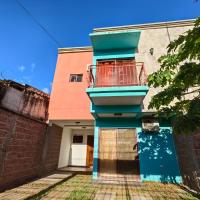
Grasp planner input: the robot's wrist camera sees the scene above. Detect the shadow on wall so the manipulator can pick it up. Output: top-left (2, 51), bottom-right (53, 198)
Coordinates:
top-left (138, 128), bottom-right (182, 183)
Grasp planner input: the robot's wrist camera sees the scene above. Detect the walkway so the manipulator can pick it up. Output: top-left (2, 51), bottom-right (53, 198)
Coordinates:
top-left (0, 174), bottom-right (198, 200)
top-left (0, 173), bottom-right (72, 200)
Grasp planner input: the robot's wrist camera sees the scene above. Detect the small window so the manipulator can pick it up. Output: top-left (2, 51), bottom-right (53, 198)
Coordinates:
top-left (73, 135), bottom-right (83, 143)
top-left (69, 74), bottom-right (83, 82)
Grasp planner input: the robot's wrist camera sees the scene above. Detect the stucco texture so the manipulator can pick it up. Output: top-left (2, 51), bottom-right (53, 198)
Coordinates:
top-left (49, 51), bottom-right (93, 120)
top-left (135, 25), bottom-right (193, 112)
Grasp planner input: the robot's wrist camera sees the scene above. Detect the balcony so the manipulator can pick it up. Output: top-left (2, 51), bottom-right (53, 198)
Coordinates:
top-left (86, 62), bottom-right (148, 106)
top-left (87, 62), bottom-right (147, 88)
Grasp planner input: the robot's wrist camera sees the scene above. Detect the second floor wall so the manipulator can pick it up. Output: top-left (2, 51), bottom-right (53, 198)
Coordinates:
top-left (134, 23), bottom-right (193, 111)
top-left (49, 20), bottom-right (194, 120)
top-left (48, 50), bottom-right (93, 120)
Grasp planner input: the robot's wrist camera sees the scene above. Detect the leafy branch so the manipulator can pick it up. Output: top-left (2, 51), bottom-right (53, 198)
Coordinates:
top-left (148, 17), bottom-right (200, 134)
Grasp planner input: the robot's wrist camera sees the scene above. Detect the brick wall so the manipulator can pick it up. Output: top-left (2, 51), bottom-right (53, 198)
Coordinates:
top-left (0, 108), bottom-right (63, 191)
top-left (42, 124), bottom-right (63, 174)
top-left (174, 131), bottom-right (200, 192)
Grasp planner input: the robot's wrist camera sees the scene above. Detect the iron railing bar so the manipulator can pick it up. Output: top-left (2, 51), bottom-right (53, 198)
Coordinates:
top-left (88, 62), bottom-right (146, 87)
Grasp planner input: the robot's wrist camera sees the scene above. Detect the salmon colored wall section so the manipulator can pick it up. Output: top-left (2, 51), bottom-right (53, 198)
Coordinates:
top-left (49, 51), bottom-right (94, 120)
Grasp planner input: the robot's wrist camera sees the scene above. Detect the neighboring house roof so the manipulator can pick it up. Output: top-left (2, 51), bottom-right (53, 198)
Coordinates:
top-left (0, 80), bottom-right (49, 122)
top-left (0, 80), bottom-right (49, 98)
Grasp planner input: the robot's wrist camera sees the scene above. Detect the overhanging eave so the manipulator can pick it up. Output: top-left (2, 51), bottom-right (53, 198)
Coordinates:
top-left (90, 29), bottom-right (141, 52)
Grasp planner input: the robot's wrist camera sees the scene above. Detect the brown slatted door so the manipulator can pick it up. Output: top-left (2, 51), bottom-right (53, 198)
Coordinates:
top-left (116, 129), bottom-right (140, 176)
top-left (99, 129), bottom-right (117, 177)
top-left (97, 60), bottom-right (115, 87)
top-left (116, 59), bottom-right (137, 86)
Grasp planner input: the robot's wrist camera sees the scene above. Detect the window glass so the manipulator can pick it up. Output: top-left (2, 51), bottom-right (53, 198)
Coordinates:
top-left (73, 135), bottom-right (83, 143)
top-left (69, 74), bottom-right (83, 82)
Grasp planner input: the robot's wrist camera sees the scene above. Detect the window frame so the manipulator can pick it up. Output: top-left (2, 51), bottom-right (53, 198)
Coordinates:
top-left (69, 74), bottom-right (83, 82)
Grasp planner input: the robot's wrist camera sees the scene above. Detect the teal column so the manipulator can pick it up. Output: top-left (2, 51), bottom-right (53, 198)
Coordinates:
top-left (136, 127), bottom-right (143, 181)
top-left (93, 125), bottom-right (99, 179)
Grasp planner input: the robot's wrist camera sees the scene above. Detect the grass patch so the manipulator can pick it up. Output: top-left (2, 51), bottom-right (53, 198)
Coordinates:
top-left (65, 187), bottom-right (96, 200)
top-left (30, 175), bottom-right (199, 200)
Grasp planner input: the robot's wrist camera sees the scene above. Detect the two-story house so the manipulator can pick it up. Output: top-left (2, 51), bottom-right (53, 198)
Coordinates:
top-left (48, 19), bottom-right (194, 183)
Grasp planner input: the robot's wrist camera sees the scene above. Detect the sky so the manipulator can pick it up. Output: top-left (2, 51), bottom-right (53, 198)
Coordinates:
top-left (0, 0), bottom-right (199, 93)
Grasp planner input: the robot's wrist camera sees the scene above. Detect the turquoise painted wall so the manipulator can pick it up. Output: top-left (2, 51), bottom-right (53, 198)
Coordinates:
top-left (137, 127), bottom-right (182, 183)
top-left (91, 105), bottom-right (141, 114)
top-left (92, 118), bottom-right (182, 183)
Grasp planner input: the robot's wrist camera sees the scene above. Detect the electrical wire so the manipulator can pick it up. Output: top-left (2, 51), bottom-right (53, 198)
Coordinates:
top-left (165, 22), bottom-right (171, 43)
top-left (15, 0), bottom-right (62, 47)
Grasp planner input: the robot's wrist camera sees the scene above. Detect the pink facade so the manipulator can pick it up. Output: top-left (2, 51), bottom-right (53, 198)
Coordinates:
top-left (49, 50), bottom-right (93, 120)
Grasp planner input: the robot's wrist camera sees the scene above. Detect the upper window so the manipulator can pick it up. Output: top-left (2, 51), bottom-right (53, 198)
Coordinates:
top-left (69, 74), bottom-right (83, 82)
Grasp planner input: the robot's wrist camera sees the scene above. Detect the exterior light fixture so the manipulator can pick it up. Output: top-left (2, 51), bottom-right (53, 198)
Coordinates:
top-left (149, 48), bottom-right (154, 55)
top-left (114, 113), bottom-right (122, 116)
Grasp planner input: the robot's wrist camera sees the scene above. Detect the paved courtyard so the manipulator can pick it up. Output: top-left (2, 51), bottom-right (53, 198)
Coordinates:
top-left (31, 175), bottom-right (198, 200)
top-left (0, 173), bottom-right (72, 200)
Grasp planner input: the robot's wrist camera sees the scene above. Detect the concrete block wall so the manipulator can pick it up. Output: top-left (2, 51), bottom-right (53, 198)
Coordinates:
top-left (0, 108), bottom-right (63, 191)
top-left (42, 124), bottom-right (63, 173)
top-left (174, 131), bottom-right (200, 192)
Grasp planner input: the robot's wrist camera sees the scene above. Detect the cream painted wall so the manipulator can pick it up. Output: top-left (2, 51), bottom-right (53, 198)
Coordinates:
top-left (58, 127), bottom-right (71, 168)
top-left (135, 25), bottom-right (194, 111)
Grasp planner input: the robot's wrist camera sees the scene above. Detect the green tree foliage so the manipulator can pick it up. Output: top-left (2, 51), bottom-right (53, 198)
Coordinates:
top-left (148, 17), bottom-right (200, 134)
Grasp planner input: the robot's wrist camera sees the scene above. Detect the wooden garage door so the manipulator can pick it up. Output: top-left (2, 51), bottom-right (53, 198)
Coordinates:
top-left (99, 129), bottom-right (117, 175)
top-left (99, 129), bottom-right (140, 177)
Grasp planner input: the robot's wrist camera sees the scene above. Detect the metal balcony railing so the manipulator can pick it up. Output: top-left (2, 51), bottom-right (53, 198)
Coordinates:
top-left (87, 62), bottom-right (147, 87)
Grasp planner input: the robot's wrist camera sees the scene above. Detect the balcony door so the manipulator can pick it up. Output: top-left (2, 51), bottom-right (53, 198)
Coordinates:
top-left (98, 128), bottom-right (140, 179)
top-left (96, 59), bottom-right (138, 87)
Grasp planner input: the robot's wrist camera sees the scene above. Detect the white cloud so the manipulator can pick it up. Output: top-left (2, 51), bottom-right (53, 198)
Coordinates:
top-left (31, 63), bottom-right (36, 72)
top-left (42, 87), bottom-right (49, 94)
top-left (18, 65), bottom-right (26, 72)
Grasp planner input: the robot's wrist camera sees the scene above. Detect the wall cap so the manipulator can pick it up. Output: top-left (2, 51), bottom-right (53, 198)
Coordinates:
top-left (58, 46), bottom-right (92, 54)
top-left (93, 19), bottom-right (195, 32)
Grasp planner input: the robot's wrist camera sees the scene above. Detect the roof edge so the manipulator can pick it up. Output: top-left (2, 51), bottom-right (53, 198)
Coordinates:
top-left (58, 46), bottom-right (92, 54)
top-left (93, 19), bottom-right (195, 32)
top-left (0, 80), bottom-right (49, 97)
